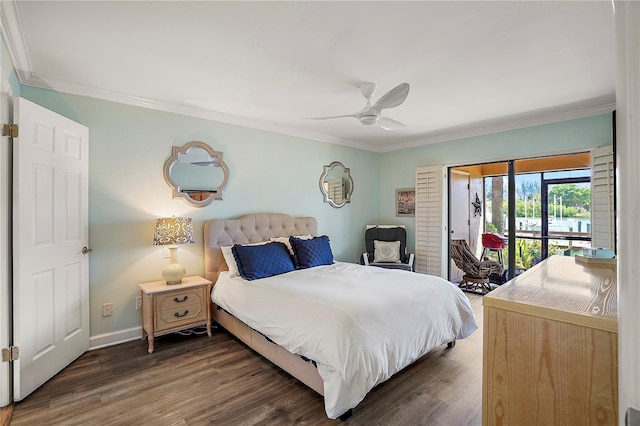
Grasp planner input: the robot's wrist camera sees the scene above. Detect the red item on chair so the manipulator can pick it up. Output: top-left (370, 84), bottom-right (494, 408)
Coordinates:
top-left (482, 233), bottom-right (505, 249)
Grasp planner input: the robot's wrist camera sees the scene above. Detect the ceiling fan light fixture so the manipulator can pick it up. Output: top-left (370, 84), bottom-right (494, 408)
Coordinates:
top-left (305, 82), bottom-right (409, 130)
top-left (359, 115), bottom-right (378, 126)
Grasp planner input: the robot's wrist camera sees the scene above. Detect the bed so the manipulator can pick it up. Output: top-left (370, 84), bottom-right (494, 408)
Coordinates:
top-left (204, 213), bottom-right (477, 420)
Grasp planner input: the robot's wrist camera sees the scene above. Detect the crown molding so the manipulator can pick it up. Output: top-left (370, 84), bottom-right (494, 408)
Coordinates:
top-left (380, 99), bottom-right (616, 153)
top-left (15, 68), bottom-right (615, 155)
top-left (12, 68), bottom-right (374, 152)
top-left (21, 72), bottom-right (373, 151)
top-left (0, 0), bottom-right (32, 84)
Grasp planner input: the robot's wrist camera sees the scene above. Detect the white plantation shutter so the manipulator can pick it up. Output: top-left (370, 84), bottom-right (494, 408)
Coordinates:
top-left (415, 166), bottom-right (447, 277)
top-left (591, 145), bottom-right (615, 250)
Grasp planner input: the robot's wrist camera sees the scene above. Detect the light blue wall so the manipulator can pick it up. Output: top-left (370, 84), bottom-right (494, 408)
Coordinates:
top-left (377, 114), bottom-right (613, 252)
top-left (21, 86), bottom-right (381, 337)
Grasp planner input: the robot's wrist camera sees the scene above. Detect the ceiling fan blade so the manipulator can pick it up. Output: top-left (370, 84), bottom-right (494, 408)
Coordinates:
top-left (378, 116), bottom-right (406, 131)
top-left (305, 114), bottom-right (356, 120)
top-left (372, 83), bottom-right (410, 111)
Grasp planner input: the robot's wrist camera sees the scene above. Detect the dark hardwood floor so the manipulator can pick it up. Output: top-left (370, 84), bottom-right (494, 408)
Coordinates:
top-left (0, 405), bottom-right (12, 426)
top-left (9, 294), bottom-right (483, 425)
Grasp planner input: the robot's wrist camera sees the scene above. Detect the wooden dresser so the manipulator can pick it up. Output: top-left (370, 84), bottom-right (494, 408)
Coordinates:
top-left (482, 255), bottom-right (618, 426)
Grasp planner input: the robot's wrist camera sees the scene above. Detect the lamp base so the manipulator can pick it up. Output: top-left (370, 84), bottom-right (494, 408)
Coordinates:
top-left (162, 262), bottom-right (185, 285)
top-left (162, 246), bottom-right (185, 285)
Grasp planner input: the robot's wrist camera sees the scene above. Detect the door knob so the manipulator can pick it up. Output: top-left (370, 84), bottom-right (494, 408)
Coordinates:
top-left (81, 246), bottom-right (93, 254)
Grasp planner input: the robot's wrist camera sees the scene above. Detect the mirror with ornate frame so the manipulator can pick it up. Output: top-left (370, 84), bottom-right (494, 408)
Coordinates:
top-left (319, 161), bottom-right (354, 208)
top-left (163, 141), bottom-right (230, 207)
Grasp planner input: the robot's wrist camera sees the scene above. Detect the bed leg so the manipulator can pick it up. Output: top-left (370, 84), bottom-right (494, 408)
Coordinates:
top-left (447, 340), bottom-right (456, 349)
top-left (338, 409), bottom-right (353, 421)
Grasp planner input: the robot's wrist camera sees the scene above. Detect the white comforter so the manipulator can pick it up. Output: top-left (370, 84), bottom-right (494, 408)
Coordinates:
top-left (211, 262), bottom-right (477, 419)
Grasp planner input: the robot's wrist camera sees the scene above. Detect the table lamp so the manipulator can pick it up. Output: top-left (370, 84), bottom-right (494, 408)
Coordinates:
top-left (153, 217), bottom-right (195, 285)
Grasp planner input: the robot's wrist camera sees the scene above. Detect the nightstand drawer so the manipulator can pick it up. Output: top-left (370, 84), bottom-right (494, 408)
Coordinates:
top-left (155, 303), bottom-right (206, 331)
top-left (155, 288), bottom-right (204, 311)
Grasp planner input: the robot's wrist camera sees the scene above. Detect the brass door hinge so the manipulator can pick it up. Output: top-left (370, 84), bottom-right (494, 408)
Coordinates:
top-left (2, 123), bottom-right (18, 138)
top-left (1, 346), bottom-right (19, 362)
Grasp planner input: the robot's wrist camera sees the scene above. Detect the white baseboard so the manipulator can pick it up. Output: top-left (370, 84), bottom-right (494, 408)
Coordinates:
top-left (89, 327), bottom-right (141, 350)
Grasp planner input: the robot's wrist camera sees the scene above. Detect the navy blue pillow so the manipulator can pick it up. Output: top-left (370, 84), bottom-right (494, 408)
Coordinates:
top-left (290, 235), bottom-right (333, 269)
top-left (232, 242), bottom-right (294, 281)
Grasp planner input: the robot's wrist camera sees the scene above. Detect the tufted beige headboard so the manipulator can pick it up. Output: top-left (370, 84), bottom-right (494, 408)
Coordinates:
top-left (203, 213), bottom-right (317, 283)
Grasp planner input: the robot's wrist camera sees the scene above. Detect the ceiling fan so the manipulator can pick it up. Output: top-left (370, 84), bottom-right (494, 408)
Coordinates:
top-left (308, 82), bottom-right (410, 130)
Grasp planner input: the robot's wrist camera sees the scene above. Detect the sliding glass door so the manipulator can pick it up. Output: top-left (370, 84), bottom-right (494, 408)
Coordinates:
top-left (481, 156), bottom-right (591, 279)
top-left (449, 151), bottom-right (597, 284)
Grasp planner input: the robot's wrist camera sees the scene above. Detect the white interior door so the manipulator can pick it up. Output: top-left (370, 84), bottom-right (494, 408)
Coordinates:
top-left (13, 97), bottom-right (89, 401)
top-left (449, 170), bottom-right (469, 282)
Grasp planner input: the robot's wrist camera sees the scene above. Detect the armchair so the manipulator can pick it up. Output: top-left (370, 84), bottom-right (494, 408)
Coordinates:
top-left (450, 239), bottom-right (505, 294)
top-left (361, 225), bottom-right (415, 272)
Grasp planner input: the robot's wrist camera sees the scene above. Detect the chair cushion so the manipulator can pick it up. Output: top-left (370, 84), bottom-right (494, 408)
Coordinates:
top-left (373, 240), bottom-right (401, 263)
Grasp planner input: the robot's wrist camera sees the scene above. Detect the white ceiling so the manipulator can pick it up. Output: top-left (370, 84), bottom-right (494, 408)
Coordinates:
top-left (1, 1), bottom-right (616, 152)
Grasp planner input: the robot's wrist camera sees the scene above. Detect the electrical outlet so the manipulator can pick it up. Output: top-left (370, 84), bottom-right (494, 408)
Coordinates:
top-left (163, 247), bottom-right (170, 258)
top-left (102, 302), bottom-right (113, 317)
top-left (136, 296), bottom-right (141, 311)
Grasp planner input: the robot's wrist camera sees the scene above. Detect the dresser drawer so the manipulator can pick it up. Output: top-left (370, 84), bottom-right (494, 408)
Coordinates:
top-left (155, 303), bottom-right (206, 332)
top-left (155, 287), bottom-right (205, 311)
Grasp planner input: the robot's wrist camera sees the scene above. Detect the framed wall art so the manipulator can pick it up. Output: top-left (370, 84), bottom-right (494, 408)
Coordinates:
top-left (395, 188), bottom-right (415, 216)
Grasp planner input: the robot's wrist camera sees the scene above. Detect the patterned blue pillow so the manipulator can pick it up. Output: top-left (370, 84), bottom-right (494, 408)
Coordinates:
top-left (232, 242), bottom-right (294, 281)
top-left (290, 235), bottom-right (334, 269)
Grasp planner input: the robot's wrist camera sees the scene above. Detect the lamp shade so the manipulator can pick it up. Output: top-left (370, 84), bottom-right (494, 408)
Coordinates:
top-left (153, 217), bottom-right (195, 246)
top-left (153, 217), bottom-right (194, 285)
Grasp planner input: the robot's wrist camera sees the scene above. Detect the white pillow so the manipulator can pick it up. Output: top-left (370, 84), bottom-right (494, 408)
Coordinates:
top-left (373, 240), bottom-right (401, 263)
top-left (221, 241), bottom-right (268, 277)
top-left (269, 235), bottom-right (313, 256)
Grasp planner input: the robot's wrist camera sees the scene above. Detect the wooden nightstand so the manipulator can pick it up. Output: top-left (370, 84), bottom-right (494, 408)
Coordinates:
top-left (139, 275), bottom-right (213, 354)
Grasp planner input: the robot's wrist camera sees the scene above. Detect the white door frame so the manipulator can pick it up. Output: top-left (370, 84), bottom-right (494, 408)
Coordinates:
top-left (0, 75), bottom-right (12, 408)
top-left (615, 1), bottom-right (640, 423)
